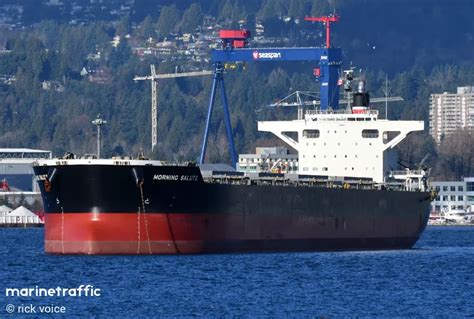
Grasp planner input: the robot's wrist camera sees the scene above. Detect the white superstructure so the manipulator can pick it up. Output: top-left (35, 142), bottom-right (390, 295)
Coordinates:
top-left (258, 109), bottom-right (424, 183)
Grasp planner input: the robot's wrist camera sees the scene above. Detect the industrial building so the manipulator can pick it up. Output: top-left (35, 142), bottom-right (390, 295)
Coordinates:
top-left (429, 86), bottom-right (474, 143)
top-left (0, 148), bottom-right (52, 192)
top-left (430, 177), bottom-right (474, 212)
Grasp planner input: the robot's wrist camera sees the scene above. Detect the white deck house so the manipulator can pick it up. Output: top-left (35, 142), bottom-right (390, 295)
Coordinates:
top-left (258, 110), bottom-right (424, 183)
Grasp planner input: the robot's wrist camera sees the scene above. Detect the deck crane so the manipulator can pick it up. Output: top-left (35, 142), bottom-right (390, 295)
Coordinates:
top-left (200, 17), bottom-right (343, 168)
top-left (134, 65), bottom-right (213, 152)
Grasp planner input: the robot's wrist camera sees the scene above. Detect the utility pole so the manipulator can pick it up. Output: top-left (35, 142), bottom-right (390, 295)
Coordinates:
top-left (92, 115), bottom-right (107, 158)
top-left (134, 65), bottom-right (213, 153)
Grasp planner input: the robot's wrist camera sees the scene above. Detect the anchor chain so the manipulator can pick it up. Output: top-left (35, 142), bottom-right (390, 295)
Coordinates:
top-left (136, 205), bottom-right (141, 254)
top-left (138, 181), bottom-right (152, 254)
top-left (61, 206), bottom-right (65, 254)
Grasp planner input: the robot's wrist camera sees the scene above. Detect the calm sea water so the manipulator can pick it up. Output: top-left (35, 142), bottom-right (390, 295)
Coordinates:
top-left (1, 227), bottom-right (474, 317)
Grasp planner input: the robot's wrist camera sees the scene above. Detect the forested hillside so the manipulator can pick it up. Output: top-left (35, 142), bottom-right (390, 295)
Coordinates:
top-left (0, 0), bottom-right (473, 179)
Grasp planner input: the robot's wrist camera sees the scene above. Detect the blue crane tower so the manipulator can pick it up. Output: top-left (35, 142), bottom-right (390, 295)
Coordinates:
top-left (199, 16), bottom-right (342, 168)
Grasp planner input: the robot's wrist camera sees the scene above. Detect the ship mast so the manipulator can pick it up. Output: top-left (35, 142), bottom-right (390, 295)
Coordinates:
top-left (92, 115), bottom-right (107, 158)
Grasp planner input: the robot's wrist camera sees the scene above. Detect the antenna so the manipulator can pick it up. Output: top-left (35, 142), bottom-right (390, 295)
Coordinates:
top-left (381, 74), bottom-right (392, 119)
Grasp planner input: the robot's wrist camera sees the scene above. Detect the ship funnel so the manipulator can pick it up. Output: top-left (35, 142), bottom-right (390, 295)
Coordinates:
top-left (352, 80), bottom-right (370, 114)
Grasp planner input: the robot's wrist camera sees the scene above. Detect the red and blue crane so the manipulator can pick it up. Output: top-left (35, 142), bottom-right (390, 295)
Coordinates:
top-left (199, 15), bottom-right (342, 168)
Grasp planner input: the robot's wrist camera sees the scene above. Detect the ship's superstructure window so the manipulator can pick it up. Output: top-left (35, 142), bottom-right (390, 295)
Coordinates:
top-left (458, 186), bottom-right (464, 192)
top-left (362, 129), bottom-right (379, 138)
top-left (450, 186), bottom-right (456, 191)
top-left (467, 182), bottom-right (474, 192)
top-left (303, 129), bottom-right (320, 138)
top-left (458, 196), bottom-right (464, 201)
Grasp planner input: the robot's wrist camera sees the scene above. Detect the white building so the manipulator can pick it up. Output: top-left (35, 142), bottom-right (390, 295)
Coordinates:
top-left (429, 86), bottom-right (474, 143)
top-left (431, 177), bottom-right (474, 212)
top-left (0, 148), bottom-right (52, 191)
top-left (237, 147), bottom-right (298, 173)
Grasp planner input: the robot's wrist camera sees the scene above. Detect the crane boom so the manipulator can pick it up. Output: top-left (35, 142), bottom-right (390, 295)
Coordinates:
top-left (133, 70), bottom-right (213, 81)
top-left (134, 65), bottom-right (212, 152)
top-left (304, 15), bottom-right (340, 48)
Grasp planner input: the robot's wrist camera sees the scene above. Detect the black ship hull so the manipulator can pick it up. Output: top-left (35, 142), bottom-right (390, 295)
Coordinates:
top-left (33, 163), bottom-right (431, 254)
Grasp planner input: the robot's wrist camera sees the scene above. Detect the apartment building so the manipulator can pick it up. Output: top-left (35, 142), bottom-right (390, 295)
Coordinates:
top-left (429, 86), bottom-right (474, 143)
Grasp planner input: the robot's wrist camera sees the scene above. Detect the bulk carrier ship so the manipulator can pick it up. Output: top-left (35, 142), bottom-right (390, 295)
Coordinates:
top-left (32, 19), bottom-right (431, 254)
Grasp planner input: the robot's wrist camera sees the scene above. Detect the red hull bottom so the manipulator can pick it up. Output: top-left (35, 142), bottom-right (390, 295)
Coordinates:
top-left (45, 213), bottom-right (419, 254)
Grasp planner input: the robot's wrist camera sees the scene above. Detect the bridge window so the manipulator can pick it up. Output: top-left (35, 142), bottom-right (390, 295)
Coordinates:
top-left (362, 129), bottom-right (379, 138)
top-left (303, 130), bottom-right (320, 138)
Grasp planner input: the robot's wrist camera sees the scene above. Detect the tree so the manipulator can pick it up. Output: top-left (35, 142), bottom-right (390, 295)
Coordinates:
top-left (180, 3), bottom-right (203, 33)
top-left (311, 0), bottom-right (330, 16)
top-left (218, 0), bottom-right (234, 22)
top-left (259, 0), bottom-right (287, 20)
top-left (156, 5), bottom-right (180, 39)
top-left (435, 130), bottom-right (474, 180)
top-left (138, 15), bottom-right (156, 39)
top-left (116, 15), bottom-right (131, 36)
top-left (288, 0), bottom-right (306, 18)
